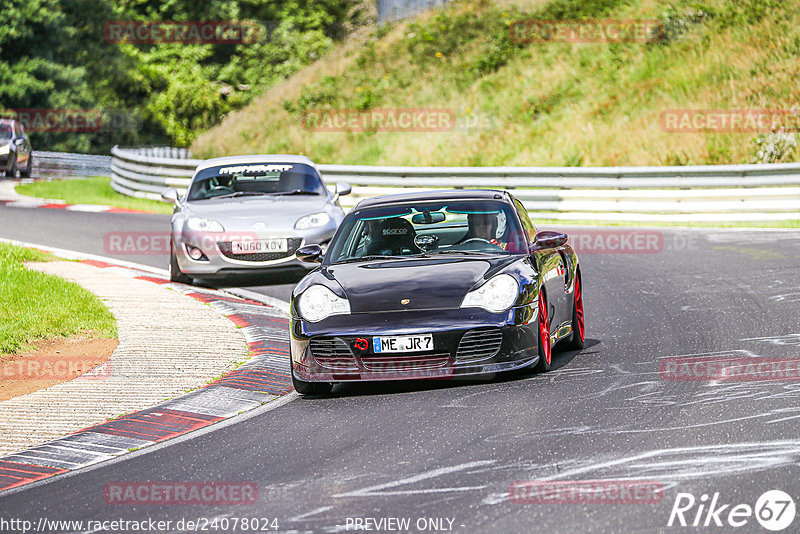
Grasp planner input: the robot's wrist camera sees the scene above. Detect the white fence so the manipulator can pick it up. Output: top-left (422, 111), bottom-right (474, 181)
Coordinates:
top-left (110, 146), bottom-right (800, 222)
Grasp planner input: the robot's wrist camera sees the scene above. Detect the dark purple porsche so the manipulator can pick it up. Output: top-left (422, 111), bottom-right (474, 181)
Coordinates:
top-left (289, 189), bottom-right (584, 395)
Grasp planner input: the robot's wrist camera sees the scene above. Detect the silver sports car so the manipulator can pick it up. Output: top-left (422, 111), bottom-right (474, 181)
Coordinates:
top-left (161, 155), bottom-right (351, 284)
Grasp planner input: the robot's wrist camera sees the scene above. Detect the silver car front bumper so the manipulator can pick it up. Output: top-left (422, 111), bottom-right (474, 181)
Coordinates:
top-left (173, 225), bottom-right (334, 277)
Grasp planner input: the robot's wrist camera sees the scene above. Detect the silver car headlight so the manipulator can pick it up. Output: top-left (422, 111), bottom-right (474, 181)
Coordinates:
top-left (186, 217), bottom-right (224, 232)
top-left (461, 274), bottom-right (519, 313)
top-left (0, 144), bottom-right (9, 155)
top-left (295, 212), bottom-right (331, 230)
top-left (297, 285), bottom-right (350, 322)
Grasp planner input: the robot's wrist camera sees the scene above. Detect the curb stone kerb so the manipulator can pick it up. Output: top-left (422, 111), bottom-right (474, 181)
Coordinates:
top-left (0, 255), bottom-right (293, 494)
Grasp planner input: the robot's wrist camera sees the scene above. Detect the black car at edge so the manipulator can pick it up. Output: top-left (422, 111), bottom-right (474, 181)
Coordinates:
top-left (0, 118), bottom-right (32, 178)
top-left (289, 189), bottom-right (585, 395)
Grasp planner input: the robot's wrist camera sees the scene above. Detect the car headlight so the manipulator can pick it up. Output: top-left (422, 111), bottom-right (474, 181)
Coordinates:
top-left (461, 274), bottom-right (519, 313)
top-left (295, 212), bottom-right (331, 230)
top-left (297, 285), bottom-right (350, 322)
top-left (186, 217), bottom-right (224, 232)
top-left (0, 144), bottom-right (9, 155)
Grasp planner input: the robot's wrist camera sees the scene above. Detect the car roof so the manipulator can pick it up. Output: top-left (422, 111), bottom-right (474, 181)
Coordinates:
top-left (194, 154), bottom-right (317, 173)
top-left (0, 118), bottom-right (15, 126)
top-left (354, 189), bottom-right (510, 210)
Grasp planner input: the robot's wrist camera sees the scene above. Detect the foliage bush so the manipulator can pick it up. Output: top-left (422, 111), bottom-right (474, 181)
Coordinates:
top-left (0, 0), bottom-right (367, 151)
top-left (194, 0), bottom-right (800, 167)
top-left (752, 131), bottom-right (797, 164)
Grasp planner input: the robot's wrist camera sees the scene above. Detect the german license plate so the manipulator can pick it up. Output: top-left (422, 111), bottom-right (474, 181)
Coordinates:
top-left (372, 334), bottom-right (433, 353)
top-left (230, 239), bottom-right (288, 254)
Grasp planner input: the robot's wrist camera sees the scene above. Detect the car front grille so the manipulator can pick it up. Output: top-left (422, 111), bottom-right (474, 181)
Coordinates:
top-left (217, 238), bottom-right (303, 262)
top-left (360, 353), bottom-right (451, 371)
top-left (456, 328), bottom-right (503, 362)
top-left (309, 337), bottom-right (358, 371)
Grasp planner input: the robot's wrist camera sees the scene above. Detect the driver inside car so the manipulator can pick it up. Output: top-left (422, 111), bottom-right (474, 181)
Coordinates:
top-left (459, 212), bottom-right (508, 250)
top-left (203, 175), bottom-right (234, 197)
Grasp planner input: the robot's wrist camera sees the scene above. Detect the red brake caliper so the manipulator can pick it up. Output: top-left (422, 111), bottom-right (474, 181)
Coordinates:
top-left (539, 294), bottom-right (551, 364)
top-left (575, 276), bottom-right (585, 341)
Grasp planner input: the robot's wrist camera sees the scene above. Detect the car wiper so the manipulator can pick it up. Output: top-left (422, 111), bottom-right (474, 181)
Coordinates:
top-left (269, 189), bottom-right (320, 196)
top-left (335, 255), bottom-right (406, 264)
top-left (212, 191), bottom-right (268, 199)
top-left (425, 249), bottom-right (494, 255)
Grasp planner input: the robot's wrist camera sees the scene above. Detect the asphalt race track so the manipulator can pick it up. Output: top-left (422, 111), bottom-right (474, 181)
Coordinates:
top-left (2, 201), bottom-right (800, 532)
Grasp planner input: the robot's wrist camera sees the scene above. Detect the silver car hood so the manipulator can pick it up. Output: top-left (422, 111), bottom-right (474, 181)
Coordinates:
top-left (183, 195), bottom-right (331, 230)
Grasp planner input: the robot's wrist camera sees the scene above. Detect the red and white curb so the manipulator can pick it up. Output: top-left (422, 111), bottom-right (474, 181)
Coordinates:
top-left (0, 241), bottom-right (294, 494)
top-left (0, 198), bottom-right (153, 214)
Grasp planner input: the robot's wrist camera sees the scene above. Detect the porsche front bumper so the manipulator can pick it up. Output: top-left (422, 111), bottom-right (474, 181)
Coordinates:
top-left (290, 305), bottom-right (540, 382)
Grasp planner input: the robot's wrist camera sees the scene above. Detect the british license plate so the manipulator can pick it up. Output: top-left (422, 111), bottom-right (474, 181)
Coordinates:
top-left (372, 334), bottom-right (433, 353)
top-left (230, 239), bottom-right (288, 254)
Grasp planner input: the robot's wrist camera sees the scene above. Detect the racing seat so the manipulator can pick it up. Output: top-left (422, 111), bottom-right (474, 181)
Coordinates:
top-left (365, 217), bottom-right (419, 256)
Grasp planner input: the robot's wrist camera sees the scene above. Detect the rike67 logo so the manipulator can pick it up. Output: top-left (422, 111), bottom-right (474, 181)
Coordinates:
top-left (668, 490), bottom-right (796, 531)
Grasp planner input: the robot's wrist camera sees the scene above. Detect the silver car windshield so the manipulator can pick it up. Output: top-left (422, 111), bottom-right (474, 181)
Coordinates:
top-left (326, 200), bottom-right (528, 264)
top-left (187, 162), bottom-right (327, 201)
top-left (0, 123), bottom-right (12, 140)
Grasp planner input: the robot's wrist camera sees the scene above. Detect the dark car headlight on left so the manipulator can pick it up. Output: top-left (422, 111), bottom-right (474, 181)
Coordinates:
top-left (297, 284), bottom-right (351, 322)
top-left (461, 274), bottom-right (519, 313)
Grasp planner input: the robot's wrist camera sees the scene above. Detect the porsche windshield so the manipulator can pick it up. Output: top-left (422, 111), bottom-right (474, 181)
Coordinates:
top-left (327, 200), bottom-right (528, 263)
top-left (0, 123), bottom-right (11, 140)
top-left (187, 163), bottom-right (327, 201)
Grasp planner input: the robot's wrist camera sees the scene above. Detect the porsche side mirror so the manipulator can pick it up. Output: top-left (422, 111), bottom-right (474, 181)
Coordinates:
top-left (161, 187), bottom-right (180, 204)
top-left (532, 231), bottom-right (568, 250)
top-left (296, 244), bottom-right (323, 263)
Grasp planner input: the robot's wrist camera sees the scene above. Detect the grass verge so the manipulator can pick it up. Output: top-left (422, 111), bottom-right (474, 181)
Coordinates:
top-left (15, 177), bottom-right (174, 215)
top-left (0, 242), bottom-right (117, 354)
top-left (193, 0), bottom-right (800, 167)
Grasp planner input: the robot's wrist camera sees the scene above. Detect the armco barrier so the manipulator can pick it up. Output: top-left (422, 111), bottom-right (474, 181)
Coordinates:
top-left (34, 151), bottom-right (112, 178)
top-left (110, 146), bottom-right (800, 221)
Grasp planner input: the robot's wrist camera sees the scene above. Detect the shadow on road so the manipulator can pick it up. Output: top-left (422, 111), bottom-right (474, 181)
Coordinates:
top-left (297, 338), bottom-right (602, 400)
top-left (203, 269), bottom-right (307, 288)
